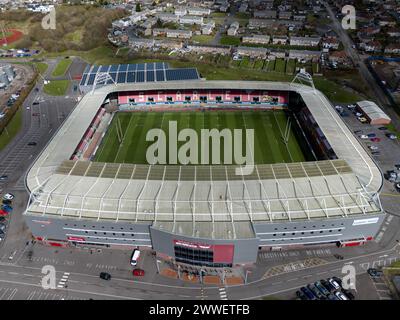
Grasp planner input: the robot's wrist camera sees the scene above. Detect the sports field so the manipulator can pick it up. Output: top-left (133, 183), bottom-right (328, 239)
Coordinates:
top-left (94, 110), bottom-right (305, 165)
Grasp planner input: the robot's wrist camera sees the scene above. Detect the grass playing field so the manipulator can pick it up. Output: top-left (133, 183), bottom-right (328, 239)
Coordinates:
top-left (94, 110), bottom-right (305, 165)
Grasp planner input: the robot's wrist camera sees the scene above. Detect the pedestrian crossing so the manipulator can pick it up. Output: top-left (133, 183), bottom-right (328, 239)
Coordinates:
top-left (219, 287), bottom-right (228, 300)
top-left (57, 272), bottom-right (70, 288)
top-left (0, 286), bottom-right (83, 300)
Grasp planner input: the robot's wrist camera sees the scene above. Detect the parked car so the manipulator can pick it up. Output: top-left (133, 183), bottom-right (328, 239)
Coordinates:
top-left (321, 279), bottom-right (334, 292)
top-left (0, 223), bottom-right (6, 232)
top-left (315, 281), bottom-right (330, 296)
top-left (360, 135), bottom-right (369, 139)
top-left (386, 133), bottom-right (397, 140)
top-left (132, 268), bottom-right (145, 277)
top-left (355, 112), bottom-right (363, 117)
top-left (342, 289), bottom-right (355, 300)
top-left (0, 175), bottom-right (8, 181)
top-left (368, 145), bottom-right (378, 150)
top-left (307, 283), bottom-right (325, 299)
top-left (372, 151), bottom-right (381, 156)
top-left (367, 133), bottom-right (376, 138)
top-left (300, 286), bottom-right (317, 300)
top-left (32, 102), bottom-right (39, 105)
top-left (2, 193), bottom-right (14, 201)
top-left (328, 278), bottom-right (341, 290)
top-left (367, 268), bottom-right (383, 278)
top-left (378, 127), bottom-right (387, 131)
top-left (395, 183), bottom-right (400, 192)
top-left (358, 117), bottom-right (368, 123)
top-left (296, 290), bottom-right (308, 300)
top-left (333, 254), bottom-right (344, 260)
top-left (335, 291), bottom-right (349, 300)
top-left (27, 142), bottom-right (37, 146)
top-left (332, 276), bottom-right (342, 286)
top-left (327, 293), bottom-right (339, 300)
top-left (130, 249), bottom-right (141, 266)
top-left (354, 130), bottom-right (362, 134)
top-left (99, 272), bottom-right (111, 280)
top-left (370, 137), bottom-right (381, 142)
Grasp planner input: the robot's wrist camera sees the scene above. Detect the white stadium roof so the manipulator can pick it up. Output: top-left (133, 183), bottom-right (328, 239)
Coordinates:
top-left (25, 80), bottom-right (383, 239)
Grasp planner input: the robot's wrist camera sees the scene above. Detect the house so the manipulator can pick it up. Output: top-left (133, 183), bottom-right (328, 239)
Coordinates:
top-left (289, 36), bottom-right (321, 47)
top-left (384, 43), bottom-right (400, 55)
top-left (180, 15), bottom-right (203, 25)
top-left (187, 7), bottom-right (211, 16)
top-left (363, 40), bottom-right (383, 53)
top-left (156, 13), bottom-right (179, 23)
top-left (289, 50), bottom-right (321, 62)
top-left (272, 35), bottom-right (288, 45)
top-left (227, 21), bottom-right (240, 36)
top-left (242, 35), bottom-right (270, 45)
top-left (356, 100), bottom-right (391, 125)
top-left (201, 22), bottom-right (215, 35)
top-left (253, 10), bottom-right (277, 19)
top-left (293, 15), bottom-right (306, 21)
top-left (153, 28), bottom-right (192, 39)
top-left (387, 28), bottom-right (400, 37)
top-left (279, 11), bottom-right (292, 20)
top-left (187, 44), bottom-right (231, 55)
top-left (237, 46), bottom-right (269, 58)
top-left (322, 37), bottom-right (340, 50)
top-left (248, 18), bottom-right (274, 29)
top-left (238, 2), bottom-right (248, 13)
top-left (174, 7), bottom-right (187, 16)
top-left (329, 50), bottom-right (350, 64)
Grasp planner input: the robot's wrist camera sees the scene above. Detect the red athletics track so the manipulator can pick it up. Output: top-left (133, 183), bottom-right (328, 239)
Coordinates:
top-left (0, 29), bottom-right (23, 46)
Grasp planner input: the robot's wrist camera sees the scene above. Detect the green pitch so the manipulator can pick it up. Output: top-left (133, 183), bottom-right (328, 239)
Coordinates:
top-left (93, 110), bottom-right (305, 165)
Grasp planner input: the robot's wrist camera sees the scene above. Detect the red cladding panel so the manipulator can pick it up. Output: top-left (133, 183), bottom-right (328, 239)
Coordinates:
top-left (213, 244), bottom-right (234, 263)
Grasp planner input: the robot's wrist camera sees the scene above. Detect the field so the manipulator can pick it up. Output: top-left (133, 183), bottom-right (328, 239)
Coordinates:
top-left (94, 110), bottom-right (305, 165)
top-left (52, 58), bottom-right (72, 77)
top-left (43, 80), bottom-right (70, 96)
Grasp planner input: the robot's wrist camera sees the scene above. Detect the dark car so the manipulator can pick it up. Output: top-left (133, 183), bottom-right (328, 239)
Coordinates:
top-left (378, 127), bottom-right (387, 131)
top-left (367, 133), bottom-right (376, 138)
top-left (327, 293), bottom-right (339, 300)
top-left (0, 223), bottom-right (6, 232)
top-left (334, 254), bottom-right (344, 260)
top-left (321, 279), bottom-right (334, 292)
top-left (367, 268), bottom-right (383, 278)
top-left (332, 276), bottom-right (343, 286)
top-left (315, 281), bottom-right (330, 296)
top-left (296, 290), bottom-right (308, 300)
top-left (0, 175), bottom-right (7, 181)
top-left (354, 130), bottom-right (362, 134)
top-left (27, 142), bottom-right (37, 146)
top-left (32, 102), bottom-right (39, 105)
top-left (99, 272), bottom-right (111, 280)
top-left (307, 283), bottom-right (324, 299)
top-left (300, 286), bottom-right (317, 300)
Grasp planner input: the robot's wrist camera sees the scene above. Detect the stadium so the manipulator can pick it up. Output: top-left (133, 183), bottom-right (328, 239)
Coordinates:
top-left (24, 63), bottom-right (384, 268)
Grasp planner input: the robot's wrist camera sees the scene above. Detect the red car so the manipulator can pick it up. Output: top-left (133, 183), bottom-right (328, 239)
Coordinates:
top-left (370, 137), bottom-right (381, 142)
top-left (132, 268), bottom-right (145, 277)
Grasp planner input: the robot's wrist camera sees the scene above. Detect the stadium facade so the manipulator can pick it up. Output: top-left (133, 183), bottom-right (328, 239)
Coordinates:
top-left (24, 71), bottom-right (384, 267)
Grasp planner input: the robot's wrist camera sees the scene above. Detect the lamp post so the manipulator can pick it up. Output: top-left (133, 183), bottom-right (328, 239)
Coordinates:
top-left (156, 259), bottom-right (161, 274)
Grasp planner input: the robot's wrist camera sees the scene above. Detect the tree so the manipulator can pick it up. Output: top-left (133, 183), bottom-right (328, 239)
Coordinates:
top-left (136, 3), bottom-right (141, 12)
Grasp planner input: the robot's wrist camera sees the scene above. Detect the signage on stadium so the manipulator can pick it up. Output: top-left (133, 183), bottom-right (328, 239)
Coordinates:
top-left (352, 217), bottom-right (379, 226)
top-left (174, 240), bottom-right (212, 250)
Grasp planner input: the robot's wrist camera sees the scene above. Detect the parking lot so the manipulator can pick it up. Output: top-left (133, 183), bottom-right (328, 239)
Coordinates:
top-left (335, 103), bottom-right (400, 191)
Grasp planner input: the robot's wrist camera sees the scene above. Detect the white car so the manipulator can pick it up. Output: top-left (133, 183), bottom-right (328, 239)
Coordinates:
top-left (130, 249), bottom-right (141, 266)
top-left (368, 145), bottom-right (378, 150)
top-left (2, 193), bottom-right (14, 201)
top-left (360, 135), bottom-right (369, 139)
top-left (329, 278), bottom-right (341, 290)
top-left (335, 291), bottom-right (349, 300)
top-left (355, 112), bottom-right (363, 117)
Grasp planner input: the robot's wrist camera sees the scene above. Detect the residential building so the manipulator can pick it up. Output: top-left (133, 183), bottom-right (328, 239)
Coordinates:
top-left (227, 21), bottom-right (240, 36)
top-left (289, 36), bottom-right (321, 47)
top-left (272, 35), bottom-right (288, 45)
top-left (180, 15), bottom-right (203, 25)
top-left (242, 35), bottom-right (270, 45)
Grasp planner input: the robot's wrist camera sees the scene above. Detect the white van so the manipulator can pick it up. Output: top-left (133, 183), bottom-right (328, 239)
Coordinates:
top-left (130, 249), bottom-right (141, 266)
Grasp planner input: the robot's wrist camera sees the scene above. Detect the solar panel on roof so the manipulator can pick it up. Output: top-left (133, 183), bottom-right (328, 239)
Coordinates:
top-left (165, 68), bottom-right (199, 81)
top-left (137, 64), bottom-right (145, 71)
top-left (91, 65), bottom-right (99, 73)
top-left (99, 65), bottom-right (109, 72)
top-left (127, 72), bottom-right (135, 83)
top-left (146, 63), bottom-right (154, 71)
top-left (146, 70), bottom-right (155, 82)
top-left (119, 64), bottom-right (128, 72)
top-left (117, 72), bottom-right (127, 83)
top-left (128, 64), bottom-right (137, 71)
top-left (80, 74), bottom-right (88, 86)
top-left (155, 62), bottom-right (165, 70)
top-left (156, 70), bottom-right (165, 82)
top-left (109, 65), bottom-right (119, 72)
top-left (136, 71), bottom-right (145, 82)
top-left (86, 73), bottom-right (96, 86)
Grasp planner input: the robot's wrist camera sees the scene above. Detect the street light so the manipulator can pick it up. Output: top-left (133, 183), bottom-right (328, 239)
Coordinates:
top-left (156, 259), bottom-right (161, 274)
